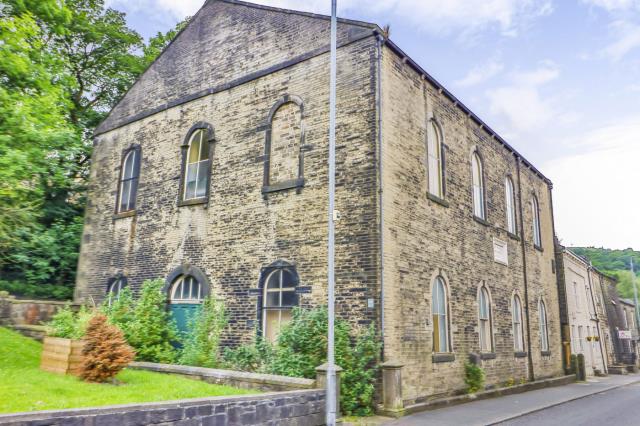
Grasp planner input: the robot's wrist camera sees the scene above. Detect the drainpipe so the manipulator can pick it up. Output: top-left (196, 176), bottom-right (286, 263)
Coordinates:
top-left (375, 33), bottom-right (386, 360)
top-left (516, 157), bottom-right (535, 381)
top-left (586, 262), bottom-right (608, 374)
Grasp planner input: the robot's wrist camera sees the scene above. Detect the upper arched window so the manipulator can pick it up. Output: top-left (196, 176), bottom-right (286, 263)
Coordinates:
top-left (471, 152), bottom-right (485, 219)
top-left (263, 267), bottom-right (298, 343)
top-left (432, 276), bottom-right (450, 353)
top-left (512, 294), bottom-right (524, 351)
top-left (184, 129), bottom-right (210, 201)
top-left (531, 195), bottom-right (542, 247)
top-left (427, 120), bottom-right (444, 198)
top-left (117, 148), bottom-right (140, 213)
top-left (478, 285), bottom-right (493, 352)
top-left (539, 299), bottom-right (549, 352)
top-left (505, 177), bottom-right (517, 234)
top-left (170, 275), bottom-right (204, 304)
top-left (107, 278), bottom-right (127, 306)
top-left (262, 96), bottom-right (305, 195)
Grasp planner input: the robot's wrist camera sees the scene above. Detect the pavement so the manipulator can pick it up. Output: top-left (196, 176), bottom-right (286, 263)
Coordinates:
top-left (390, 374), bottom-right (640, 426)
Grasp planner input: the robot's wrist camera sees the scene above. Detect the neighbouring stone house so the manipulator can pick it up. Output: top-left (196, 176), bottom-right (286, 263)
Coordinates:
top-left (555, 248), bottom-right (609, 376)
top-left (75, 0), bottom-right (564, 404)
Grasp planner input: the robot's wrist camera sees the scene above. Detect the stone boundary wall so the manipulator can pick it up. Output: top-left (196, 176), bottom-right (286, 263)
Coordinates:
top-left (0, 389), bottom-right (326, 426)
top-left (131, 362), bottom-right (316, 392)
top-left (0, 296), bottom-right (79, 327)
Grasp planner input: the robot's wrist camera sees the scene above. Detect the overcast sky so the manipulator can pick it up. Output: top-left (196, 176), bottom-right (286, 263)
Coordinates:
top-left (105, 0), bottom-right (640, 250)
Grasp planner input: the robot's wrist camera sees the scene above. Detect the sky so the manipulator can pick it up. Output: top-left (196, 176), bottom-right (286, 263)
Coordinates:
top-left (105, 0), bottom-right (640, 250)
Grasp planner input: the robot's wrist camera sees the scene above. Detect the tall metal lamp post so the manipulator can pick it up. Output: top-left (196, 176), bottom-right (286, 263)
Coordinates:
top-left (326, 0), bottom-right (338, 424)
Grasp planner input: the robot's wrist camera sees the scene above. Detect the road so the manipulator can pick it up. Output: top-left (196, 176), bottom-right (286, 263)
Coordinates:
top-left (499, 382), bottom-right (640, 426)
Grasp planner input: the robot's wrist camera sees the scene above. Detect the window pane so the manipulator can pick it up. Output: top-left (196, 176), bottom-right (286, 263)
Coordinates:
top-left (185, 163), bottom-right (197, 199)
top-left (123, 151), bottom-right (135, 179)
top-left (281, 269), bottom-right (296, 287)
top-left (199, 132), bottom-right (209, 161)
top-left (265, 291), bottom-right (279, 307)
top-left (120, 180), bottom-right (131, 212)
top-left (281, 290), bottom-right (296, 307)
top-left (128, 178), bottom-right (138, 210)
top-left (433, 315), bottom-right (440, 352)
top-left (439, 314), bottom-right (447, 352)
top-left (264, 310), bottom-right (280, 343)
top-left (266, 271), bottom-right (280, 289)
top-left (188, 132), bottom-right (202, 164)
top-left (196, 161), bottom-right (208, 198)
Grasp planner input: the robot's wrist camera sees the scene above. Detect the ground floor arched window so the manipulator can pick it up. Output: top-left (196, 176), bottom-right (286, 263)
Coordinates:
top-left (262, 265), bottom-right (298, 343)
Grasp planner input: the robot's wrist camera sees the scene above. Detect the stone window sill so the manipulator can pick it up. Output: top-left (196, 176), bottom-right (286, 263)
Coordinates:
top-left (480, 352), bottom-right (497, 360)
top-left (432, 353), bottom-right (455, 363)
top-left (534, 244), bottom-right (544, 253)
top-left (473, 215), bottom-right (491, 227)
top-left (541, 351), bottom-right (551, 357)
top-left (178, 197), bottom-right (208, 207)
top-left (514, 351), bottom-right (528, 358)
top-left (262, 178), bottom-right (305, 195)
top-left (507, 231), bottom-right (520, 241)
top-left (427, 193), bottom-right (449, 208)
top-left (112, 210), bottom-right (136, 220)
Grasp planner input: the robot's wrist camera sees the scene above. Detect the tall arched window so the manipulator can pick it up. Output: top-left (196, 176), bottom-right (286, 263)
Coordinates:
top-left (539, 299), bottom-right (549, 352)
top-left (505, 177), bottom-right (517, 234)
top-left (478, 285), bottom-right (493, 352)
top-left (427, 120), bottom-right (444, 198)
top-left (263, 268), bottom-right (298, 343)
top-left (532, 195), bottom-right (542, 247)
top-left (512, 294), bottom-right (524, 351)
top-left (107, 278), bottom-right (127, 306)
top-left (117, 148), bottom-right (140, 213)
top-left (471, 152), bottom-right (485, 219)
top-left (183, 129), bottom-right (210, 201)
top-left (432, 276), bottom-right (450, 353)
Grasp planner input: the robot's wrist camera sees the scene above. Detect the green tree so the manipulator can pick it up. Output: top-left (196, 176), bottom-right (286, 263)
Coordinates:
top-left (178, 295), bottom-right (228, 368)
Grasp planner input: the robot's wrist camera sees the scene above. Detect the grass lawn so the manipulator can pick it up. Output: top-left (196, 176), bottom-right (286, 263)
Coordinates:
top-left (0, 327), bottom-right (254, 414)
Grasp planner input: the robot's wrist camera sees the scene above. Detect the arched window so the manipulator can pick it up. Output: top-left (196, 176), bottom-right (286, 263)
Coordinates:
top-left (183, 129), bottom-right (210, 201)
top-left (262, 95), bottom-right (305, 195)
top-left (427, 120), bottom-right (444, 198)
top-left (532, 195), bottom-right (542, 247)
top-left (117, 148), bottom-right (140, 213)
top-left (539, 299), bottom-right (549, 352)
top-left (512, 294), bottom-right (524, 351)
top-left (471, 152), bottom-right (485, 219)
top-left (170, 275), bottom-right (204, 303)
top-left (432, 276), bottom-right (450, 353)
top-left (107, 278), bottom-right (127, 306)
top-left (505, 177), bottom-right (517, 234)
top-left (478, 285), bottom-right (493, 352)
top-left (263, 268), bottom-right (298, 343)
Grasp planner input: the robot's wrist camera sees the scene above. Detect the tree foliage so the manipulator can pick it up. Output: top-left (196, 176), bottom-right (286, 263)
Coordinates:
top-left (570, 247), bottom-right (640, 299)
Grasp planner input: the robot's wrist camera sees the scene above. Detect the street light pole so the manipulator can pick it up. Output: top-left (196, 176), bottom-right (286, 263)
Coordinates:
top-left (326, 0), bottom-right (338, 425)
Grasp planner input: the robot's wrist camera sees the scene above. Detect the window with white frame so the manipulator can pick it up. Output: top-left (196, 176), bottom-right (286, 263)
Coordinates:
top-left (539, 299), bottom-right (550, 352)
top-left (479, 285), bottom-right (493, 352)
top-left (263, 268), bottom-right (298, 343)
top-left (512, 294), bottom-right (525, 352)
top-left (578, 325), bottom-right (584, 351)
top-left (427, 120), bottom-right (444, 198)
top-left (170, 275), bottom-right (204, 303)
top-left (432, 276), bottom-right (450, 353)
top-left (532, 195), bottom-right (542, 247)
top-left (107, 278), bottom-right (126, 306)
top-left (505, 177), bottom-right (517, 234)
top-left (471, 152), bottom-right (485, 219)
top-left (183, 129), bottom-right (210, 200)
top-left (117, 149), bottom-right (140, 213)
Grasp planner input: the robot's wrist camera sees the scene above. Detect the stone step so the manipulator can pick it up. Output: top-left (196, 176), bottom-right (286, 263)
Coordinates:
top-left (9, 324), bottom-right (46, 341)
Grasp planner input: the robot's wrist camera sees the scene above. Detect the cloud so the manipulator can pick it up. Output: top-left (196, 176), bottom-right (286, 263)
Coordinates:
top-left (545, 116), bottom-right (640, 249)
top-left (580, 0), bottom-right (640, 12)
top-left (486, 61), bottom-right (560, 132)
top-left (603, 20), bottom-right (640, 60)
top-left (455, 60), bottom-right (504, 87)
top-left (105, 0), bottom-right (203, 21)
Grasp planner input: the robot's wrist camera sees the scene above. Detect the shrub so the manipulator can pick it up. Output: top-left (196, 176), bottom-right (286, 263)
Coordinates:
top-left (46, 305), bottom-right (91, 339)
top-left (80, 313), bottom-right (135, 383)
top-left (464, 362), bottom-right (485, 394)
top-left (223, 338), bottom-right (276, 373)
top-left (108, 279), bottom-right (178, 363)
top-left (340, 325), bottom-right (380, 416)
top-left (178, 295), bottom-right (228, 368)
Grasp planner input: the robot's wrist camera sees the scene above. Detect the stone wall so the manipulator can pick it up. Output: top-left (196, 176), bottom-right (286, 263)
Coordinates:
top-left (379, 43), bottom-right (562, 403)
top-left (0, 390), bottom-right (325, 426)
top-left (0, 295), bottom-right (77, 327)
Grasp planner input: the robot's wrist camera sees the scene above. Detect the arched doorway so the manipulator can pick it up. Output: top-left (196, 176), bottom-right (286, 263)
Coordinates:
top-left (167, 274), bottom-right (205, 337)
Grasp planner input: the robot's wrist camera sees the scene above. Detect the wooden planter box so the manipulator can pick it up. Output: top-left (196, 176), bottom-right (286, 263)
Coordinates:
top-left (40, 336), bottom-right (85, 376)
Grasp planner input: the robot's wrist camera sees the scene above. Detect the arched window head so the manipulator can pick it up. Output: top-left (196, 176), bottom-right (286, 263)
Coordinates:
top-left (478, 285), bottom-right (493, 352)
top-left (117, 147), bottom-right (140, 213)
top-left (539, 299), bottom-right (549, 352)
top-left (262, 266), bottom-right (298, 343)
top-left (107, 278), bottom-right (127, 306)
top-left (170, 275), bottom-right (204, 304)
top-left (531, 195), bottom-right (542, 247)
top-left (262, 95), bottom-right (305, 196)
top-left (471, 152), bottom-right (485, 219)
top-left (505, 177), bottom-right (517, 234)
top-left (512, 294), bottom-right (524, 351)
top-left (427, 120), bottom-right (444, 198)
top-left (432, 276), bottom-right (450, 353)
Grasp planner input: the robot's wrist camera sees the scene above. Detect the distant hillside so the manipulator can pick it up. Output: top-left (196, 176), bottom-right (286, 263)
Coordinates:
top-left (569, 247), bottom-right (640, 299)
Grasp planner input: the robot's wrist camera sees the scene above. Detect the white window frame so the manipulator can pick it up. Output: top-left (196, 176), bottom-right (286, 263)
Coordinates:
top-left (118, 149), bottom-right (139, 213)
top-left (107, 278), bottom-right (126, 306)
top-left (512, 295), bottom-right (525, 352)
top-left (471, 152), bottom-right (485, 219)
top-left (262, 269), bottom-right (297, 343)
top-left (183, 129), bottom-right (210, 201)
top-left (427, 120), bottom-right (444, 198)
top-left (170, 275), bottom-right (203, 304)
top-left (532, 195), bottom-right (542, 247)
top-left (479, 285), bottom-right (493, 353)
top-left (505, 177), bottom-right (517, 234)
top-left (432, 276), bottom-right (450, 353)
top-left (539, 299), bottom-right (550, 352)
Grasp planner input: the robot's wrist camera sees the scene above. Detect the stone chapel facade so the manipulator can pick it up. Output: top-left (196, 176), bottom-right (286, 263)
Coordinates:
top-left (75, 0), bottom-right (564, 403)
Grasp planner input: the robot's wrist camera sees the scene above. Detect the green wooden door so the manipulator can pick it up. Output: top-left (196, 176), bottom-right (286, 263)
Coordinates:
top-left (169, 303), bottom-right (199, 339)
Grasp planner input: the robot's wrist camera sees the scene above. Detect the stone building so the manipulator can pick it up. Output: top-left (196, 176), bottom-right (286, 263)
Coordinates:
top-left (75, 0), bottom-right (563, 404)
top-left (556, 248), bottom-right (609, 376)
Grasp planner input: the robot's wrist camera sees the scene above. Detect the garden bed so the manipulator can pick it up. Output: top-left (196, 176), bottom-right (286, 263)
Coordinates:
top-left (0, 327), bottom-right (254, 414)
